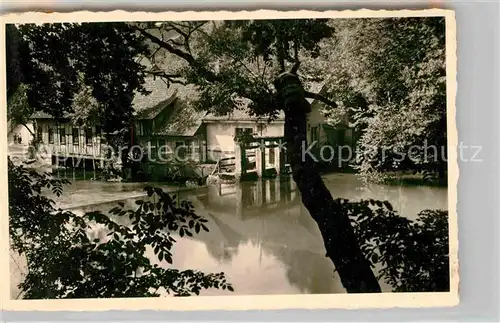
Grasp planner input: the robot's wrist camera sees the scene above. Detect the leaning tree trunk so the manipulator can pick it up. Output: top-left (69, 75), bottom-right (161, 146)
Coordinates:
top-left (274, 72), bottom-right (381, 293)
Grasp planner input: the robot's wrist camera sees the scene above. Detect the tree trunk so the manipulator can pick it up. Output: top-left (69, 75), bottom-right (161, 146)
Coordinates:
top-left (275, 72), bottom-right (381, 293)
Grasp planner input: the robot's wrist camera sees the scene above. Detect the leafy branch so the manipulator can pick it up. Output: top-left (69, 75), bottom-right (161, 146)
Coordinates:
top-left (9, 159), bottom-right (234, 299)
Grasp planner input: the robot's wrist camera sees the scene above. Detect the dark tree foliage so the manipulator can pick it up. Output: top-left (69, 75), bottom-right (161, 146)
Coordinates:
top-left (16, 22), bottom-right (149, 131)
top-left (345, 200), bottom-right (450, 292)
top-left (319, 17), bottom-right (447, 183)
top-left (6, 24), bottom-right (23, 99)
top-left (134, 20), bottom-right (335, 119)
top-left (9, 23), bottom-right (151, 175)
top-left (231, 19), bottom-right (333, 69)
top-left (6, 25), bottom-right (34, 136)
top-left (8, 159), bottom-right (233, 298)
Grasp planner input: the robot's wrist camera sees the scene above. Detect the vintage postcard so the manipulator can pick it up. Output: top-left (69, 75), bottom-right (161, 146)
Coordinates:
top-left (1, 8), bottom-right (458, 311)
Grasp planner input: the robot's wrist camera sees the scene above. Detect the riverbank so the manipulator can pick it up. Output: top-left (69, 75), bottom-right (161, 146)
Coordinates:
top-left (61, 183), bottom-right (208, 211)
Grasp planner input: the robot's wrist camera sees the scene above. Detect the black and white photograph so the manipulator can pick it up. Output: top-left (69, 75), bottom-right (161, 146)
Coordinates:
top-left (1, 9), bottom-right (458, 310)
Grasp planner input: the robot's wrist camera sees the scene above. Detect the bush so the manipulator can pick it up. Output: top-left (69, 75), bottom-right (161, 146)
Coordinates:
top-left (340, 198), bottom-right (449, 292)
top-left (8, 158), bottom-right (233, 299)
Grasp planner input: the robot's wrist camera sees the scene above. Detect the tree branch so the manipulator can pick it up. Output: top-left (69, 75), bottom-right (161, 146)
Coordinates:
top-left (135, 27), bottom-right (197, 66)
top-left (291, 61), bottom-right (300, 74)
top-left (144, 70), bottom-right (183, 80)
top-left (136, 25), bottom-right (221, 85)
top-left (135, 24), bottom-right (276, 114)
top-left (290, 41), bottom-right (300, 74)
top-left (166, 22), bottom-right (189, 39)
top-left (22, 122), bottom-right (35, 136)
top-left (304, 91), bottom-right (338, 108)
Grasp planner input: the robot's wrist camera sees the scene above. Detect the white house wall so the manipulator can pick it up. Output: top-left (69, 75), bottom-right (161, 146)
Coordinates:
top-left (205, 121), bottom-right (285, 161)
top-left (36, 121), bottom-right (103, 159)
top-left (8, 123), bottom-right (34, 147)
top-left (307, 102), bottom-right (329, 144)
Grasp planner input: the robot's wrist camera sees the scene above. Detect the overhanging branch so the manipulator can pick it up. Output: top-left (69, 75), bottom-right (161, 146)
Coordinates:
top-left (134, 25), bottom-right (279, 113)
top-left (304, 91), bottom-right (338, 108)
top-left (136, 27), bottom-right (196, 65)
top-left (290, 41), bottom-right (300, 74)
top-left (291, 61), bottom-right (300, 74)
top-left (144, 70), bottom-right (182, 79)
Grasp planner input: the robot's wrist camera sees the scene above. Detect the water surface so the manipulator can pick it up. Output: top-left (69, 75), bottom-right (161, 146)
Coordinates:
top-left (11, 173), bottom-right (448, 297)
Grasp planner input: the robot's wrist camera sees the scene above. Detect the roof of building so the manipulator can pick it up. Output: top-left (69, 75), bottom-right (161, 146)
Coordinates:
top-left (154, 99), bottom-right (206, 137)
top-left (132, 77), bottom-right (177, 118)
top-left (203, 109), bottom-right (285, 122)
top-left (30, 111), bottom-right (70, 119)
top-left (29, 77), bottom-right (196, 119)
top-left (29, 76), bottom-right (329, 135)
top-left (134, 77), bottom-right (205, 136)
top-left (135, 91), bottom-right (178, 120)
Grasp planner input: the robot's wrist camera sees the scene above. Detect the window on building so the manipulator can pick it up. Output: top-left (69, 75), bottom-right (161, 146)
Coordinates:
top-left (235, 127), bottom-right (253, 136)
top-left (269, 144), bottom-right (275, 165)
top-left (37, 125), bottom-right (43, 142)
top-left (149, 140), bottom-right (157, 160)
top-left (85, 127), bottom-right (93, 145)
top-left (59, 128), bottom-right (66, 145)
top-left (143, 121), bottom-right (152, 136)
top-left (158, 139), bottom-right (166, 160)
top-left (337, 129), bottom-right (345, 146)
top-left (176, 141), bottom-right (186, 160)
top-left (310, 126), bottom-right (319, 142)
top-left (48, 128), bottom-right (54, 144)
top-left (72, 128), bottom-right (79, 145)
top-left (135, 122), bottom-right (142, 136)
top-left (185, 140), bottom-right (194, 156)
top-left (95, 125), bottom-right (101, 145)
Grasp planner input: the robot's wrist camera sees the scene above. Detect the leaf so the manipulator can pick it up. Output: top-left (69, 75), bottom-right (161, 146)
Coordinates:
top-left (154, 187), bottom-right (164, 196)
top-left (227, 285), bottom-right (234, 292)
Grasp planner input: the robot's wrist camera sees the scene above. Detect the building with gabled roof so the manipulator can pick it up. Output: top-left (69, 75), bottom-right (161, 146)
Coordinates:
top-left (20, 73), bottom-right (355, 176)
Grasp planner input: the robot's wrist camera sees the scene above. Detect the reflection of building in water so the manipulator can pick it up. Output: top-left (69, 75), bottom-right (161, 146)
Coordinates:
top-left (189, 178), bottom-right (345, 294)
top-left (210, 176), bottom-right (298, 213)
top-left (202, 214), bottom-right (242, 263)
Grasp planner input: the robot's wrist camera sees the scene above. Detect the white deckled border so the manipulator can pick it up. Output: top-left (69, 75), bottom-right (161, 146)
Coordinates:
top-left (0, 8), bottom-right (459, 312)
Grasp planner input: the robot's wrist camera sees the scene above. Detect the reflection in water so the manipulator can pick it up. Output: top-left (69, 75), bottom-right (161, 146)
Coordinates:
top-left (13, 173), bottom-right (447, 297)
top-left (186, 178), bottom-right (345, 295)
top-left (175, 174), bottom-right (446, 295)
